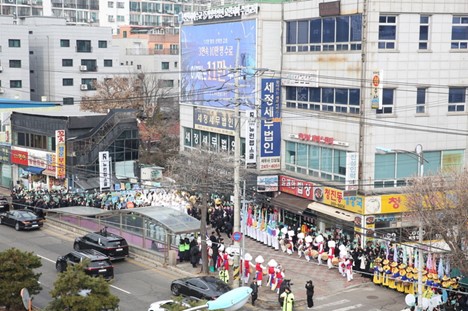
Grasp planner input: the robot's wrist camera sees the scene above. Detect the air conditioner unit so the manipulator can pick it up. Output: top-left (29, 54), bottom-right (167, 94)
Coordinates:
top-left (80, 84), bottom-right (88, 90)
top-left (0, 88), bottom-right (4, 94)
top-left (79, 65), bottom-right (87, 71)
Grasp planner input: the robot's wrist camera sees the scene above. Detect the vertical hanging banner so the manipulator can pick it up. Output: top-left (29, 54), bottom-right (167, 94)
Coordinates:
top-left (99, 151), bottom-right (111, 191)
top-left (245, 109), bottom-right (257, 168)
top-left (260, 78), bottom-right (281, 170)
top-left (370, 70), bottom-right (383, 109)
top-left (345, 152), bottom-right (359, 191)
top-left (55, 130), bottom-right (66, 179)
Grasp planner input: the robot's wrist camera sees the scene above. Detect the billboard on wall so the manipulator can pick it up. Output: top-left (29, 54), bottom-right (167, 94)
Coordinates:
top-left (55, 130), bottom-right (66, 179)
top-left (180, 20), bottom-right (257, 110)
top-left (259, 78), bottom-right (281, 170)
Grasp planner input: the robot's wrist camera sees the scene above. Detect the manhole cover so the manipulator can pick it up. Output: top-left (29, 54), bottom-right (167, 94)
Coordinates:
top-left (367, 295), bottom-right (378, 300)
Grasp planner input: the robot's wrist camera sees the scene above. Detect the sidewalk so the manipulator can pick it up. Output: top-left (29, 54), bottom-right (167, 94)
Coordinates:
top-left (174, 231), bottom-right (371, 310)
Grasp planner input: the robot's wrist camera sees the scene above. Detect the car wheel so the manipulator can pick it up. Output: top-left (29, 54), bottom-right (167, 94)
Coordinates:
top-left (171, 284), bottom-right (180, 296)
top-left (15, 222), bottom-right (20, 231)
top-left (56, 262), bottom-right (64, 272)
top-left (73, 242), bottom-right (80, 250)
top-left (0, 217), bottom-right (2, 225)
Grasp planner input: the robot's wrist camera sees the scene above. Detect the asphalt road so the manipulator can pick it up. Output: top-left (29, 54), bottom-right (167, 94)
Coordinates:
top-left (0, 224), bottom-right (180, 311)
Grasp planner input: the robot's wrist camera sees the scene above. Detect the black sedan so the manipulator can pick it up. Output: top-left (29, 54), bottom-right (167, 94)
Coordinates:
top-left (170, 276), bottom-right (232, 300)
top-left (0, 209), bottom-right (44, 231)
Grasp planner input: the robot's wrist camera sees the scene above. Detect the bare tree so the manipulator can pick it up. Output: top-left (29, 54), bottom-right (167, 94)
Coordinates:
top-left (166, 148), bottom-right (238, 274)
top-left (404, 171), bottom-right (468, 276)
top-left (80, 73), bottom-right (179, 167)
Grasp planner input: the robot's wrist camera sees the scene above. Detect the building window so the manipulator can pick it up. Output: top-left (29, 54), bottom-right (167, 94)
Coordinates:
top-left (448, 87), bottom-right (466, 112)
top-left (161, 62), bottom-right (169, 70)
top-left (174, 61), bottom-right (178, 68)
top-left (451, 16), bottom-right (468, 49)
top-left (81, 59), bottom-right (97, 71)
top-left (62, 59), bottom-right (73, 67)
top-left (419, 15), bottom-right (430, 50)
top-left (81, 78), bottom-right (97, 90)
top-left (8, 39), bottom-right (20, 48)
top-left (170, 44), bottom-right (179, 54)
top-left (76, 40), bottom-right (92, 52)
top-left (376, 89), bottom-right (394, 114)
top-left (62, 78), bottom-right (73, 86)
top-left (117, 2), bottom-right (124, 8)
top-left (9, 60), bottom-right (21, 68)
top-left (10, 80), bottom-right (22, 88)
top-left (286, 14), bottom-right (362, 52)
top-left (107, 1), bottom-right (113, 8)
top-left (108, 15), bottom-right (115, 22)
top-left (98, 40), bottom-right (107, 48)
top-left (416, 88), bottom-right (426, 113)
top-left (285, 86), bottom-right (360, 114)
top-left (154, 44), bottom-right (163, 50)
top-left (159, 80), bottom-right (174, 88)
top-left (117, 15), bottom-right (125, 22)
top-left (137, 64), bottom-right (142, 70)
top-left (103, 59), bottom-right (113, 67)
top-left (60, 39), bottom-right (70, 47)
top-left (378, 15), bottom-right (397, 49)
top-left (63, 97), bottom-right (74, 105)
top-left (285, 141), bottom-right (346, 182)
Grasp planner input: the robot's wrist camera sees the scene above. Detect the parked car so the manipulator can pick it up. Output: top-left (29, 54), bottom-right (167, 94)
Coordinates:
top-left (170, 276), bottom-right (232, 300)
top-left (0, 209), bottom-right (44, 231)
top-left (147, 299), bottom-right (191, 311)
top-left (56, 249), bottom-right (114, 280)
top-left (73, 228), bottom-right (129, 260)
top-left (0, 196), bottom-right (9, 213)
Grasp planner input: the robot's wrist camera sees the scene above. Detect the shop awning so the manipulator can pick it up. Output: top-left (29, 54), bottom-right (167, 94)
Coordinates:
top-left (307, 202), bottom-right (357, 222)
top-left (22, 166), bottom-right (45, 175)
top-left (270, 193), bottom-right (311, 215)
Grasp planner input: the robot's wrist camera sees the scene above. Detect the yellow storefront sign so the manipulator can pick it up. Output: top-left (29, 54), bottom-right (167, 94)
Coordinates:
top-left (322, 187), bottom-right (364, 214)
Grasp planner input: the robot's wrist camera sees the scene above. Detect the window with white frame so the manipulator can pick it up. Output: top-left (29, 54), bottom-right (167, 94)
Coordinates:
top-left (376, 89), bottom-right (394, 114)
top-left (451, 16), bottom-right (468, 49)
top-left (107, 1), bottom-right (113, 8)
top-left (448, 87), bottom-right (466, 112)
top-left (378, 15), bottom-right (397, 49)
top-left (419, 15), bottom-right (430, 50)
top-left (416, 88), bottom-right (426, 113)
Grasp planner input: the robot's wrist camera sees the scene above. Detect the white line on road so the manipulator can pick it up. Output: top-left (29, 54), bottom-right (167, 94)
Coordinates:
top-left (37, 254), bottom-right (132, 295)
top-left (37, 254), bottom-right (56, 264)
top-left (332, 304), bottom-right (364, 311)
top-left (313, 300), bottom-right (350, 309)
top-left (110, 285), bottom-right (131, 295)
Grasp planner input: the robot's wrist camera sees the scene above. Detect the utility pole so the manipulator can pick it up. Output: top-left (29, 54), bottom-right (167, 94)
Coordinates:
top-left (233, 38), bottom-right (241, 287)
top-left (416, 144), bottom-right (424, 311)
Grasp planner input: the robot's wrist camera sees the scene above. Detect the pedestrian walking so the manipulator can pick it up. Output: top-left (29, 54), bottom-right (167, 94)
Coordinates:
top-left (250, 277), bottom-right (258, 306)
top-left (305, 280), bottom-right (314, 309)
top-left (280, 287), bottom-right (295, 311)
top-left (219, 266), bottom-right (230, 284)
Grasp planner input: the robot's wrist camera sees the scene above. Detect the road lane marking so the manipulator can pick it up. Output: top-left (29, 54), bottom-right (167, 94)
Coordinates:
top-left (37, 254), bottom-right (56, 264)
top-left (314, 300), bottom-right (350, 309)
top-left (332, 304), bottom-right (363, 311)
top-left (110, 285), bottom-right (131, 294)
top-left (37, 254), bottom-right (132, 295)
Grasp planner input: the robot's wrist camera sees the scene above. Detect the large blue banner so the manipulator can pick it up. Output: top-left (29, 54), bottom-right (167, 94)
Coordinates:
top-left (260, 78), bottom-right (281, 171)
top-left (181, 20), bottom-right (257, 110)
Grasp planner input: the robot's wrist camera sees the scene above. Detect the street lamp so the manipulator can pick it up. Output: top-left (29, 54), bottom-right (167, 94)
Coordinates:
top-left (183, 287), bottom-right (252, 311)
top-left (376, 144), bottom-right (426, 311)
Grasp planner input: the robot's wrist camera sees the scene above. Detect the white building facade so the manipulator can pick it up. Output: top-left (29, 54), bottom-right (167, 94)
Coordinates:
top-left (179, 1), bottom-right (468, 243)
top-left (0, 16), bottom-right (31, 100)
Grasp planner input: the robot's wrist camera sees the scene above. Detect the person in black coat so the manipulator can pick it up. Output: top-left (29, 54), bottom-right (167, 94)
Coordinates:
top-left (305, 279), bottom-right (314, 309)
top-left (189, 240), bottom-right (200, 268)
top-left (250, 277), bottom-right (258, 306)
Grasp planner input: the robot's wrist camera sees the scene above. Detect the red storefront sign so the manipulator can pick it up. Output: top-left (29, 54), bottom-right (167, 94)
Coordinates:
top-left (11, 150), bottom-right (28, 166)
top-left (279, 175), bottom-right (314, 200)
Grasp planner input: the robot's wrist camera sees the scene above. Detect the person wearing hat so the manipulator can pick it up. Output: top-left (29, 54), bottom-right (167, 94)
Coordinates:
top-left (250, 277), bottom-right (258, 306)
top-left (396, 266), bottom-right (406, 293)
top-left (305, 280), bottom-right (315, 309)
top-left (280, 287), bottom-right (295, 311)
top-left (373, 258), bottom-right (383, 285)
top-left (388, 261), bottom-right (399, 290)
top-left (382, 261), bottom-right (391, 287)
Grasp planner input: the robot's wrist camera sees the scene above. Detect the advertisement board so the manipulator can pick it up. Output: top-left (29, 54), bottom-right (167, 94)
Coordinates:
top-left (193, 107), bottom-right (236, 136)
top-left (314, 186), bottom-right (364, 214)
top-left (279, 175), bottom-right (313, 200)
top-left (55, 130), bottom-right (66, 179)
top-left (345, 152), bottom-right (359, 190)
top-left (245, 109), bottom-right (257, 166)
top-left (99, 151), bottom-right (111, 191)
top-left (260, 78), bottom-right (281, 170)
top-left (181, 20), bottom-right (257, 110)
top-left (257, 175), bottom-right (278, 192)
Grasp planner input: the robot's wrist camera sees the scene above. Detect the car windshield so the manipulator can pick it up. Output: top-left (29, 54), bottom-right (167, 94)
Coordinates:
top-left (17, 212), bottom-right (37, 219)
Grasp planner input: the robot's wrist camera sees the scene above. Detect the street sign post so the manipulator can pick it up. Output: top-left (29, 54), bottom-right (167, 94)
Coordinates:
top-left (232, 231), bottom-right (242, 242)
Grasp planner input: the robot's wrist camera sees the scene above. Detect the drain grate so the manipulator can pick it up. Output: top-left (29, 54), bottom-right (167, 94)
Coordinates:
top-left (367, 295), bottom-right (379, 299)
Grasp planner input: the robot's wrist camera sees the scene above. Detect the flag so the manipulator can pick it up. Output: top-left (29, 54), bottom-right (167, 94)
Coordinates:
top-left (438, 256), bottom-right (444, 279)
